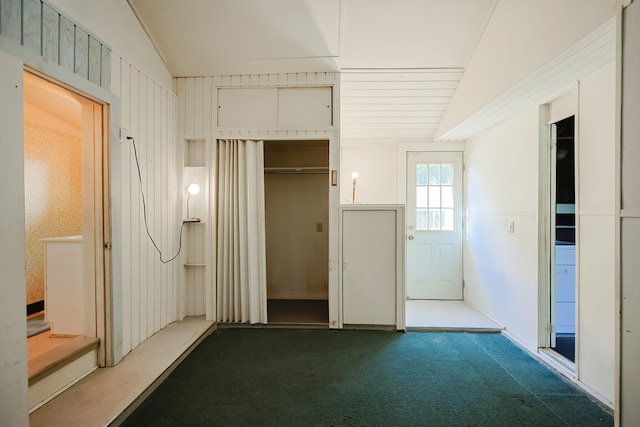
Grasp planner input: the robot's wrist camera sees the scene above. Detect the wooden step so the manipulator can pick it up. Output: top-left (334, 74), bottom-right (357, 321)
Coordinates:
top-left (29, 336), bottom-right (99, 386)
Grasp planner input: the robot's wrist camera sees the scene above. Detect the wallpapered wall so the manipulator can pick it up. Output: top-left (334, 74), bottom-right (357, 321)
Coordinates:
top-left (24, 120), bottom-right (82, 305)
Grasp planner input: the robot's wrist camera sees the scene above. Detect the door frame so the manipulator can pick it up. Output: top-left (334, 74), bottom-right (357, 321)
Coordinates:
top-left (24, 69), bottom-right (113, 366)
top-left (537, 88), bottom-right (579, 371)
top-left (18, 56), bottom-right (121, 366)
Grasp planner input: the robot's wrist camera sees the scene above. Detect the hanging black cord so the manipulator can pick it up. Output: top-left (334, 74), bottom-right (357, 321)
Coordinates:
top-left (128, 136), bottom-right (185, 263)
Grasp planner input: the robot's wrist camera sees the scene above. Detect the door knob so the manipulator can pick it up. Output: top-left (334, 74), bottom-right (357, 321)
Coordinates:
top-left (408, 235), bottom-right (414, 240)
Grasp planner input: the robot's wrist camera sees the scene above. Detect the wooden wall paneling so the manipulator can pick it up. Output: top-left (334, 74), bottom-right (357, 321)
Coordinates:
top-left (117, 59), bottom-right (132, 356)
top-left (106, 59), bottom-right (178, 357)
top-left (88, 36), bottom-right (101, 86)
top-left (137, 72), bottom-right (148, 341)
top-left (0, 0), bottom-right (21, 42)
top-left (146, 78), bottom-right (155, 333)
top-left (195, 272), bottom-right (205, 314)
top-left (183, 78), bottom-right (195, 317)
top-left (191, 224), bottom-right (206, 316)
top-left (193, 77), bottom-right (204, 135)
top-left (160, 88), bottom-right (168, 329)
top-left (74, 26), bottom-right (89, 79)
top-left (0, 1), bottom-right (116, 92)
top-left (203, 77), bottom-right (214, 136)
top-left (204, 77), bottom-right (217, 321)
top-left (42, 4), bottom-right (59, 64)
top-left (100, 45), bottom-right (111, 90)
top-left (129, 67), bottom-right (141, 348)
top-left (22, 0), bottom-right (41, 55)
top-left (185, 78), bottom-right (196, 135)
top-left (153, 81), bottom-right (162, 334)
top-left (169, 92), bottom-right (177, 322)
top-left (193, 77), bottom-right (208, 315)
top-left (59, 15), bottom-right (74, 72)
top-left (185, 224), bottom-right (193, 315)
top-left (144, 76), bottom-right (154, 337)
top-left (175, 78), bottom-right (186, 319)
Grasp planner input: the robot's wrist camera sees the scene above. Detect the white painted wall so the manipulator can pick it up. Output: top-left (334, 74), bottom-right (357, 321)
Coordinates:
top-left (620, 1), bottom-right (640, 424)
top-left (464, 63), bottom-right (617, 404)
top-left (340, 142), bottom-right (466, 205)
top-left (576, 62), bottom-right (616, 403)
top-left (437, 0), bottom-right (619, 139)
top-left (0, 50), bottom-right (30, 427)
top-left (464, 106), bottom-right (541, 347)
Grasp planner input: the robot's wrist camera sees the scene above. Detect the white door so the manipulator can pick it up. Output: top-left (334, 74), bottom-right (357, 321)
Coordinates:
top-left (406, 152), bottom-right (463, 300)
top-left (342, 209), bottom-right (397, 325)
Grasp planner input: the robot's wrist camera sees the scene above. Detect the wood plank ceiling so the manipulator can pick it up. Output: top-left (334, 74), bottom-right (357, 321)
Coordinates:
top-left (128, 0), bottom-right (497, 142)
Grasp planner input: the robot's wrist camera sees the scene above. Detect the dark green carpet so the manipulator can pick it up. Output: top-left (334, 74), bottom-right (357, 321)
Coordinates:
top-left (122, 329), bottom-right (612, 427)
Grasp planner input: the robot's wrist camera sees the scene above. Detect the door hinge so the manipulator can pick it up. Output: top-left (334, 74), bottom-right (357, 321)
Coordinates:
top-left (462, 279), bottom-right (465, 288)
top-left (546, 322), bottom-right (554, 333)
top-left (104, 242), bottom-right (112, 250)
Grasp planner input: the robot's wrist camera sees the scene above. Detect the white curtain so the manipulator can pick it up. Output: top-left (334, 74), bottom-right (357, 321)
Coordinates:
top-left (216, 139), bottom-right (267, 323)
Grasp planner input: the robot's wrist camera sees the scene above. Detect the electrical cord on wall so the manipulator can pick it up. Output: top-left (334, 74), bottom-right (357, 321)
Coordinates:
top-left (128, 136), bottom-right (185, 263)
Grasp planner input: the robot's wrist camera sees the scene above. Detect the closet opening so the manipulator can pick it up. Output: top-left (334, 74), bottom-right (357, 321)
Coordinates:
top-left (264, 140), bottom-right (329, 325)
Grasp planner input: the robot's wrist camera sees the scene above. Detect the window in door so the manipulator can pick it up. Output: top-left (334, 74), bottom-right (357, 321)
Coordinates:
top-left (415, 163), bottom-right (455, 231)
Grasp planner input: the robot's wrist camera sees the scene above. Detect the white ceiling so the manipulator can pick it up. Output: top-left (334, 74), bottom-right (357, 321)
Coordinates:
top-left (128, 0), bottom-right (497, 76)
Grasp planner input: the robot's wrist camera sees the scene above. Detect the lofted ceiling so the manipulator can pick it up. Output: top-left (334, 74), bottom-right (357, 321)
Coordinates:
top-left (127, 0), bottom-right (497, 142)
top-left (127, 0), bottom-right (497, 76)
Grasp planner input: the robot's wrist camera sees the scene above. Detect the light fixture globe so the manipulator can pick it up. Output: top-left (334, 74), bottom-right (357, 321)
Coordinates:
top-left (187, 183), bottom-right (200, 196)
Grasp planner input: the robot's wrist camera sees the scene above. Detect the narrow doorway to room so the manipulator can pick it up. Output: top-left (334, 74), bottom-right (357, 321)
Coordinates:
top-left (549, 115), bottom-right (576, 363)
top-left (264, 140), bottom-right (329, 325)
top-left (24, 72), bottom-right (105, 366)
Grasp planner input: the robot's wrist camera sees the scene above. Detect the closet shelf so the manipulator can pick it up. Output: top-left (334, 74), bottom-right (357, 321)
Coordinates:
top-left (184, 263), bottom-right (206, 267)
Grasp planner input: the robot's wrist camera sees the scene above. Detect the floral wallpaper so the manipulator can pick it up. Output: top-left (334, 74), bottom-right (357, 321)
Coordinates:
top-left (24, 120), bottom-right (82, 306)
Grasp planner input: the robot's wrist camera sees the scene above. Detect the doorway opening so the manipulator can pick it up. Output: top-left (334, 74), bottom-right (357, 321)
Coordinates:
top-left (264, 140), bottom-right (329, 325)
top-left (24, 71), bottom-right (107, 384)
top-left (549, 115), bottom-right (576, 363)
